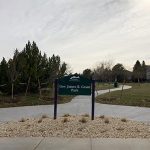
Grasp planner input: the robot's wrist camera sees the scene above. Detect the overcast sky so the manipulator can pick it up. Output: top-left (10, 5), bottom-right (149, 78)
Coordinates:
top-left (0, 0), bottom-right (150, 72)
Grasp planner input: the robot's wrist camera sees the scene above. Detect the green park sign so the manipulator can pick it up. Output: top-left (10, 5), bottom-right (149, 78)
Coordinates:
top-left (58, 74), bottom-right (91, 95)
top-left (53, 74), bottom-right (95, 120)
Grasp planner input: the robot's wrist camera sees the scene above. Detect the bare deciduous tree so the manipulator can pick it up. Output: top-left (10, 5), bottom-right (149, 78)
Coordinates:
top-left (93, 60), bottom-right (113, 99)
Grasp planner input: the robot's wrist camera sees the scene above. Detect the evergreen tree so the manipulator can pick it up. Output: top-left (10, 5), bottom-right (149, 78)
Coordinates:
top-left (0, 40), bottom-right (69, 97)
top-left (133, 60), bottom-right (142, 82)
top-left (59, 62), bottom-right (67, 77)
top-left (82, 69), bottom-right (92, 79)
top-left (0, 57), bottom-right (8, 85)
top-left (0, 58), bottom-right (8, 94)
top-left (48, 54), bottom-right (60, 84)
top-left (24, 41), bottom-right (41, 95)
top-left (141, 61), bottom-right (146, 81)
top-left (112, 63), bottom-right (125, 82)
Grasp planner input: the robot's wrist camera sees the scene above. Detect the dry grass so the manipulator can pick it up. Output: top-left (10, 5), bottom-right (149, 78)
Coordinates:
top-left (79, 117), bottom-right (87, 123)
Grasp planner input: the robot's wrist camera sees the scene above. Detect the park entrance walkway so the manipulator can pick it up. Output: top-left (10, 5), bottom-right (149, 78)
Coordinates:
top-left (0, 85), bottom-right (150, 123)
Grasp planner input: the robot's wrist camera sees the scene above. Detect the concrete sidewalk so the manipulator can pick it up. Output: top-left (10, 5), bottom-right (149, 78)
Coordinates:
top-left (0, 137), bottom-right (150, 150)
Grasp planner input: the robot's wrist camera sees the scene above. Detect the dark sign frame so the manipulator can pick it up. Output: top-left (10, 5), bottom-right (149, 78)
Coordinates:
top-left (53, 74), bottom-right (95, 120)
top-left (58, 74), bottom-right (92, 95)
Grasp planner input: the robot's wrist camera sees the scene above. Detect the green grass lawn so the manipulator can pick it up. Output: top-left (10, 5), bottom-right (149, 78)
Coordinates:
top-left (96, 83), bottom-right (150, 107)
top-left (95, 82), bottom-right (114, 91)
top-left (0, 94), bottom-right (74, 108)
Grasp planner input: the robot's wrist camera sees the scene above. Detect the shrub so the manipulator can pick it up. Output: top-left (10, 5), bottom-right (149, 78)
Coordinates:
top-left (104, 118), bottom-right (109, 124)
top-left (77, 127), bottom-right (84, 131)
top-left (19, 118), bottom-right (26, 122)
top-left (121, 118), bottom-right (127, 122)
top-left (38, 118), bottom-right (43, 123)
top-left (63, 113), bottom-right (70, 117)
top-left (100, 129), bottom-right (107, 133)
top-left (62, 117), bottom-right (69, 123)
top-left (26, 124), bottom-right (31, 128)
top-left (116, 127), bottom-right (124, 131)
top-left (99, 115), bottom-right (105, 119)
top-left (39, 128), bottom-right (45, 132)
top-left (79, 117), bottom-right (87, 123)
top-left (41, 114), bottom-right (48, 119)
top-left (83, 113), bottom-right (89, 117)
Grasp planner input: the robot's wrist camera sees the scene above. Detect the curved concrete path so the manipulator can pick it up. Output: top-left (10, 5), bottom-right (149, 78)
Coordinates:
top-left (0, 85), bottom-right (150, 123)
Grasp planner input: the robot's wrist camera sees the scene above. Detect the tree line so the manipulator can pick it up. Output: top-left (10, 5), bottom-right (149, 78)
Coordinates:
top-left (82, 60), bottom-right (147, 83)
top-left (0, 41), bottom-right (69, 99)
top-left (0, 41), bottom-right (148, 100)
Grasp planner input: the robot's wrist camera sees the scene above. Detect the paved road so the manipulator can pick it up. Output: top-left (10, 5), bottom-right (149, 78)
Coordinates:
top-left (0, 85), bottom-right (150, 123)
top-left (0, 137), bottom-right (150, 150)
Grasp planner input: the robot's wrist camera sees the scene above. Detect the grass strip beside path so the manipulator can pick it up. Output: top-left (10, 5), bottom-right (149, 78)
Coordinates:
top-left (96, 83), bottom-right (150, 107)
top-left (0, 94), bottom-right (74, 108)
top-left (95, 83), bottom-right (114, 90)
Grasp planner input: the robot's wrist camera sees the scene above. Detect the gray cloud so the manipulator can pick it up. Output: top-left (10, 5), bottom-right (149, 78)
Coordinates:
top-left (0, 0), bottom-right (150, 72)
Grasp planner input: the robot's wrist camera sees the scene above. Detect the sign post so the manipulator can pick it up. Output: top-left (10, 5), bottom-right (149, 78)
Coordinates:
top-left (53, 74), bottom-right (95, 120)
top-left (91, 80), bottom-right (95, 120)
top-left (54, 79), bottom-right (58, 120)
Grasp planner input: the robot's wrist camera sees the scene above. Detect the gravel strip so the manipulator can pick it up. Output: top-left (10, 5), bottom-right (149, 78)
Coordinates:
top-left (0, 115), bottom-right (150, 138)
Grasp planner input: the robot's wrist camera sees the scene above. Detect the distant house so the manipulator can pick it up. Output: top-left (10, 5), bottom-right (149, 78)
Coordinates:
top-left (146, 65), bottom-right (150, 80)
